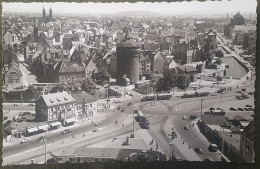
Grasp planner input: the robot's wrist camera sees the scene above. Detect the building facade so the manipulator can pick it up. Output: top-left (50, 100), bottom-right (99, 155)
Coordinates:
top-left (72, 92), bottom-right (98, 120)
top-left (4, 63), bottom-right (23, 88)
top-left (35, 91), bottom-right (76, 126)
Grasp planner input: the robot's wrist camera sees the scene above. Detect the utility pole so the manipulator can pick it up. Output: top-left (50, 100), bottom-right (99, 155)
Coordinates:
top-left (201, 98), bottom-right (204, 122)
top-left (44, 129), bottom-right (47, 164)
top-left (153, 83), bottom-right (156, 106)
top-left (132, 107), bottom-right (135, 138)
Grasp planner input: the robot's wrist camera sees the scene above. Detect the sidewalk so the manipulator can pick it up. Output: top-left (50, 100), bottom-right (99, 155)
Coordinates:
top-left (163, 118), bottom-right (202, 161)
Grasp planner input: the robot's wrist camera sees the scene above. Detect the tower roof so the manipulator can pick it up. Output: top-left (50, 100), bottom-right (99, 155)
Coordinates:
top-left (117, 28), bottom-right (139, 48)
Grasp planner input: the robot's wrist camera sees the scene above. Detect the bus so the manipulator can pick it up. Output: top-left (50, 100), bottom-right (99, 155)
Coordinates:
top-left (135, 110), bottom-right (150, 129)
top-left (157, 94), bottom-right (172, 100)
top-left (211, 110), bottom-right (225, 116)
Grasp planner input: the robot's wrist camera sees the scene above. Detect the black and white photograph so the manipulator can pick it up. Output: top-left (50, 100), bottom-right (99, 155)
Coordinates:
top-left (1, 0), bottom-right (257, 166)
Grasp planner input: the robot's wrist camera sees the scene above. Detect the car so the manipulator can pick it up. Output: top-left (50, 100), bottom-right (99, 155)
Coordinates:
top-left (183, 116), bottom-right (187, 120)
top-left (28, 103), bottom-right (35, 106)
top-left (243, 95), bottom-right (249, 99)
top-left (115, 100), bottom-right (122, 103)
top-left (229, 107), bottom-right (236, 111)
top-left (208, 144), bottom-right (218, 152)
top-left (184, 125), bottom-right (189, 130)
top-left (241, 88), bottom-right (246, 92)
top-left (117, 106), bottom-right (121, 110)
top-left (211, 93), bottom-right (217, 96)
top-left (127, 102), bottom-right (132, 106)
top-left (222, 91), bottom-right (227, 94)
top-left (248, 107), bottom-right (254, 111)
top-left (216, 107), bottom-right (224, 111)
top-left (245, 105), bottom-right (253, 107)
top-left (195, 147), bottom-right (203, 154)
top-left (61, 129), bottom-right (71, 135)
top-left (236, 91), bottom-right (242, 93)
top-left (129, 93), bottom-right (133, 96)
top-left (209, 107), bottom-right (215, 111)
top-left (121, 108), bottom-right (125, 112)
top-left (94, 121), bottom-right (101, 126)
top-left (248, 92), bottom-right (253, 95)
top-left (242, 82), bottom-right (247, 84)
top-left (238, 107), bottom-right (244, 111)
top-left (235, 95), bottom-right (241, 98)
top-left (237, 97), bottom-right (243, 100)
top-left (21, 137), bottom-right (31, 144)
top-left (93, 128), bottom-right (99, 132)
top-left (190, 115), bottom-right (197, 120)
top-left (244, 108), bottom-right (250, 111)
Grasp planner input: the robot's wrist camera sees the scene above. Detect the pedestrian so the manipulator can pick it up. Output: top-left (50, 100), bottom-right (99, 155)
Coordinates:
top-left (151, 139), bottom-right (153, 144)
top-left (122, 123), bottom-right (124, 127)
top-left (189, 145), bottom-right (190, 149)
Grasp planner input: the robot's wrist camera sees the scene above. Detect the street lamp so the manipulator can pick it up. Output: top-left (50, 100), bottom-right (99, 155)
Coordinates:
top-left (104, 84), bottom-right (109, 109)
top-left (132, 107), bottom-right (135, 138)
top-left (43, 128), bottom-right (48, 164)
top-left (153, 82), bottom-right (156, 106)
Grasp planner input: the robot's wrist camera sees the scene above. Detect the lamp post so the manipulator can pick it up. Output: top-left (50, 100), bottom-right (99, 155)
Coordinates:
top-left (200, 98), bottom-right (204, 122)
top-left (104, 84), bottom-right (109, 109)
top-left (153, 82), bottom-right (156, 106)
top-left (43, 128), bottom-right (48, 164)
top-left (132, 107), bottom-right (135, 138)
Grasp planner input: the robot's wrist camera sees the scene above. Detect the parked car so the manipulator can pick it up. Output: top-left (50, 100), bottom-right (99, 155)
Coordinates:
top-left (28, 103), bottom-right (35, 106)
top-left (245, 104), bottom-right (253, 107)
top-left (248, 92), bottom-right (253, 95)
top-left (94, 121), bottom-right (101, 126)
top-left (184, 125), bottom-right (189, 130)
top-left (183, 116), bottom-right (187, 120)
top-left (244, 108), bottom-right (250, 111)
top-left (195, 147), bottom-right (203, 154)
top-left (209, 107), bottom-right (215, 111)
top-left (241, 88), bottom-right (246, 91)
top-left (61, 129), bottom-right (71, 135)
top-left (121, 108), bottom-right (125, 112)
top-left (117, 106), bottom-right (121, 110)
top-left (190, 115), bottom-right (197, 120)
top-left (211, 93), bottom-right (217, 96)
top-left (238, 107), bottom-right (244, 111)
top-left (21, 137), bottom-right (31, 144)
top-left (127, 102), bottom-right (132, 106)
top-left (236, 91), bottom-right (242, 93)
top-left (208, 144), bottom-right (218, 152)
top-left (222, 91), bottom-right (227, 94)
top-left (248, 107), bottom-right (255, 111)
top-left (237, 97), bottom-right (243, 100)
top-left (92, 128), bottom-right (100, 132)
top-left (216, 107), bottom-right (224, 111)
top-left (229, 107), bottom-right (236, 111)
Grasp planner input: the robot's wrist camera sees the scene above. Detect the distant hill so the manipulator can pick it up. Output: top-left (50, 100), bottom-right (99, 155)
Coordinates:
top-left (114, 11), bottom-right (163, 17)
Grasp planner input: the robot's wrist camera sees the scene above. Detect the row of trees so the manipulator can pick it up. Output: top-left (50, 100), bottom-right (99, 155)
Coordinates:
top-left (156, 68), bottom-right (191, 92)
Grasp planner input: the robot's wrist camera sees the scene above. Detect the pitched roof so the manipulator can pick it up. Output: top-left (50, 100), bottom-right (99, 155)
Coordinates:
top-left (202, 114), bottom-right (231, 127)
top-left (242, 121), bottom-right (254, 142)
top-left (5, 64), bottom-right (23, 77)
top-left (40, 91), bottom-right (76, 107)
top-left (59, 63), bottom-right (85, 73)
top-left (72, 92), bottom-right (97, 104)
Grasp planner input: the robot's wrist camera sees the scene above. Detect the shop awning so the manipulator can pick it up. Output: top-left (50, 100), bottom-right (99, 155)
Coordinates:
top-left (27, 127), bottom-right (39, 133)
top-left (38, 124), bottom-right (49, 130)
top-left (65, 118), bottom-right (76, 124)
top-left (50, 122), bottom-right (61, 127)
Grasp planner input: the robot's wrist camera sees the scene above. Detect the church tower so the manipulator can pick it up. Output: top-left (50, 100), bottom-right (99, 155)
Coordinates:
top-left (43, 5), bottom-right (46, 20)
top-left (33, 16), bottom-right (38, 41)
top-left (49, 6), bottom-right (53, 21)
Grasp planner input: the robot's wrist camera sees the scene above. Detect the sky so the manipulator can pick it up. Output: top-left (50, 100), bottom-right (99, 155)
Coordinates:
top-left (2, 0), bottom-right (257, 16)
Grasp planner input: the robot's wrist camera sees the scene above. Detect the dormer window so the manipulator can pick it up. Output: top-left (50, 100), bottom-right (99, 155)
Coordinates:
top-left (64, 97), bottom-right (68, 100)
top-left (50, 99), bottom-right (54, 103)
top-left (57, 98), bottom-right (61, 102)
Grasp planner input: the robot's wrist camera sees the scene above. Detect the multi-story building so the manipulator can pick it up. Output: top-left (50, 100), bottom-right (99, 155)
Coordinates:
top-left (4, 63), bottom-right (23, 88)
top-left (240, 121), bottom-right (255, 163)
top-left (35, 91), bottom-right (76, 127)
top-left (71, 92), bottom-right (98, 120)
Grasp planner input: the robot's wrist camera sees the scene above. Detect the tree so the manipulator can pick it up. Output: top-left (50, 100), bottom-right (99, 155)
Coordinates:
top-left (215, 50), bottom-right (224, 58)
top-left (177, 74), bottom-right (191, 90)
top-left (81, 78), bottom-right (97, 95)
top-left (92, 67), bottom-right (110, 85)
top-left (215, 58), bottom-right (223, 65)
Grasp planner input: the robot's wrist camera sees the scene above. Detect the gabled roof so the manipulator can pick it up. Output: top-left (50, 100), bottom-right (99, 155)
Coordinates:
top-left (5, 64), bottom-right (23, 77)
top-left (40, 91), bottom-right (76, 107)
top-left (72, 92), bottom-right (97, 104)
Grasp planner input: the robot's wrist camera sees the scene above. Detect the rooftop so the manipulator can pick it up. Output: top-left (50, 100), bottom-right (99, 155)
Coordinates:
top-left (40, 91), bottom-right (76, 107)
top-left (71, 92), bottom-right (97, 104)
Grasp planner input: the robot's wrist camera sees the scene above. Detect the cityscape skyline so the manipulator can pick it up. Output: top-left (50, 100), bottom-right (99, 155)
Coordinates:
top-left (2, 0), bottom-right (257, 16)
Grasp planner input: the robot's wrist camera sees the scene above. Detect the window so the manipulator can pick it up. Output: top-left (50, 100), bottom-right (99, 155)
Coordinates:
top-left (90, 103), bottom-right (92, 108)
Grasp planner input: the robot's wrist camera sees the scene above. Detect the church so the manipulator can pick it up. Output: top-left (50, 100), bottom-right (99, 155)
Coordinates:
top-left (42, 5), bottom-right (53, 23)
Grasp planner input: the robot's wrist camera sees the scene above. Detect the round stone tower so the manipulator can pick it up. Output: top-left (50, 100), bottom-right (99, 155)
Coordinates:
top-left (116, 30), bottom-right (140, 84)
